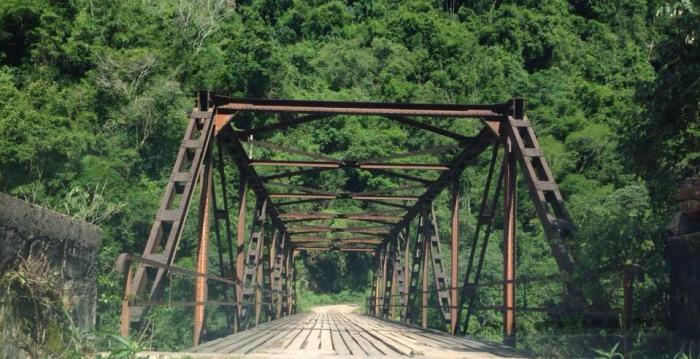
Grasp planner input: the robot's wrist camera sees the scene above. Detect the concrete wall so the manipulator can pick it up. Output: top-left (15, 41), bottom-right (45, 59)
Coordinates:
top-left (0, 193), bottom-right (101, 329)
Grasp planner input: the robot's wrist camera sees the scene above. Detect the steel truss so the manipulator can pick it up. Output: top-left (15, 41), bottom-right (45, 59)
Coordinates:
top-left (117, 92), bottom-right (588, 347)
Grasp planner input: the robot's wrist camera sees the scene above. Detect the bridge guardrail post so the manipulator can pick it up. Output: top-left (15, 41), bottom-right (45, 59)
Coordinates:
top-left (116, 253), bottom-right (134, 338)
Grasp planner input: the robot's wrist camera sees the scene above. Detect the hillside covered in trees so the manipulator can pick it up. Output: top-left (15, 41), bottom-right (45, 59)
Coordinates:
top-left (0, 0), bottom-right (698, 357)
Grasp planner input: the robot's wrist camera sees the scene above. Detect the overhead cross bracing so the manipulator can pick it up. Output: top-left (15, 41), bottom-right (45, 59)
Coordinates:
top-left (117, 91), bottom-right (592, 349)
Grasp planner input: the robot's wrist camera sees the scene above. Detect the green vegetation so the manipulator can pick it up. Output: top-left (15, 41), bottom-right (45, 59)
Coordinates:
top-left (0, 0), bottom-right (698, 357)
top-left (0, 257), bottom-right (89, 358)
top-left (295, 289), bottom-right (367, 313)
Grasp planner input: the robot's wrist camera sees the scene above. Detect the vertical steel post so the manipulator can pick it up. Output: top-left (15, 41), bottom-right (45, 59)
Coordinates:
top-left (194, 150), bottom-right (213, 346)
top-left (403, 228), bottom-right (410, 322)
top-left (374, 248), bottom-right (384, 316)
top-left (268, 230), bottom-right (278, 320)
top-left (502, 138), bottom-right (517, 346)
top-left (380, 243), bottom-right (390, 317)
top-left (421, 208), bottom-right (430, 328)
top-left (291, 251), bottom-right (298, 314)
top-left (383, 238), bottom-right (397, 318)
top-left (119, 263), bottom-right (133, 338)
top-left (391, 248), bottom-right (398, 320)
top-left (450, 178), bottom-right (460, 334)
top-left (255, 229), bottom-right (265, 326)
top-left (235, 174), bottom-right (247, 330)
top-left (284, 249), bottom-right (292, 316)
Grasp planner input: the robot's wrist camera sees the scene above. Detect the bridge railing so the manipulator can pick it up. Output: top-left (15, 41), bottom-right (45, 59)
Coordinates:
top-left (115, 253), bottom-right (296, 339)
top-left (366, 264), bottom-right (642, 350)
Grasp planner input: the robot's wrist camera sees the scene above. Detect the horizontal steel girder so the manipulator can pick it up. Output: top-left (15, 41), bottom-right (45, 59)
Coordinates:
top-left (269, 193), bottom-right (419, 201)
top-left (279, 213), bottom-right (403, 221)
top-left (250, 160), bottom-right (450, 171)
top-left (213, 96), bottom-right (507, 119)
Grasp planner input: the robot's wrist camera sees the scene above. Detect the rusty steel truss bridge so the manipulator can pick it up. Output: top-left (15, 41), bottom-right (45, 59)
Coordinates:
top-left (115, 92), bottom-right (638, 356)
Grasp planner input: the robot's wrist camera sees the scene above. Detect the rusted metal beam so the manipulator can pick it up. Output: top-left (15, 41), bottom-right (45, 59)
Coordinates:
top-left (450, 178), bottom-right (460, 334)
top-left (118, 257), bottom-right (133, 337)
top-left (269, 193), bottom-right (337, 200)
top-left (294, 246), bottom-right (377, 252)
top-left (193, 151), bottom-right (213, 346)
top-left (287, 226), bottom-right (390, 234)
top-left (130, 102), bottom-right (216, 314)
top-left (251, 160), bottom-right (449, 171)
top-left (351, 195), bottom-right (419, 201)
top-left (421, 214), bottom-right (430, 328)
top-left (251, 160), bottom-right (341, 168)
top-left (213, 96), bottom-right (507, 118)
top-left (502, 139), bottom-right (517, 346)
top-left (270, 193), bottom-right (420, 202)
top-left (290, 237), bottom-right (383, 245)
top-left (380, 243), bottom-right (390, 317)
top-left (358, 163), bottom-right (450, 171)
top-left (235, 172), bottom-right (247, 329)
top-left (279, 212), bottom-right (402, 221)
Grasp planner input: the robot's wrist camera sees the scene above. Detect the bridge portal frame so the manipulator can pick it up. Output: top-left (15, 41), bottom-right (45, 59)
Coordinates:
top-left (116, 91), bottom-right (586, 347)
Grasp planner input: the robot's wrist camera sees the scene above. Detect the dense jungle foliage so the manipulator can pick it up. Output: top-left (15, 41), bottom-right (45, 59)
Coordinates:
top-left (0, 0), bottom-right (698, 357)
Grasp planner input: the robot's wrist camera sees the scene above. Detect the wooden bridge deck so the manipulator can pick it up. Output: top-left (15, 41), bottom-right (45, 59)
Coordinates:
top-left (183, 308), bottom-right (526, 358)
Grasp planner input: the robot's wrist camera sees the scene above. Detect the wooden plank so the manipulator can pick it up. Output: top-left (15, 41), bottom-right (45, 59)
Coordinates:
top-left (367, 316), bottom-right (469, 350)
top-left (189, 326), bottom-right (263, 353)
top-left (251, 315), bottom-right (306, 352)
top-left (231, 326), bottom-right (288, 354)
top-left (348, 315), bottom-right (420, 356)
top-left (190, 313), bottom-right (301, 353)
top-left (184, 310), bottom-right (525, 358)
top-left (373, 315), bottom-right (518, 356)
top-left (269, 314), bottom-right (312, 350)
top-left (329, 313), bottom-right (369, 356)
top-left (343, 314), bottom-right (414, 356)
top-left (327, 313), bottom-right (350, 355)
top-left (319, 314), bottom-right (333, 352)
top-left (234, 314), bottom-right (305, 354)
top-left (339, 313), bottom-right (396, 356)
top-left (303, 314), bottom-right (323, 350)
top-left (287, 314), bottom-right (318, 349)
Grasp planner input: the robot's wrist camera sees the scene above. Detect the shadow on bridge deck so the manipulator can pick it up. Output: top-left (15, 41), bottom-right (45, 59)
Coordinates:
top-left (167, 306), bottom-right (528, 358)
